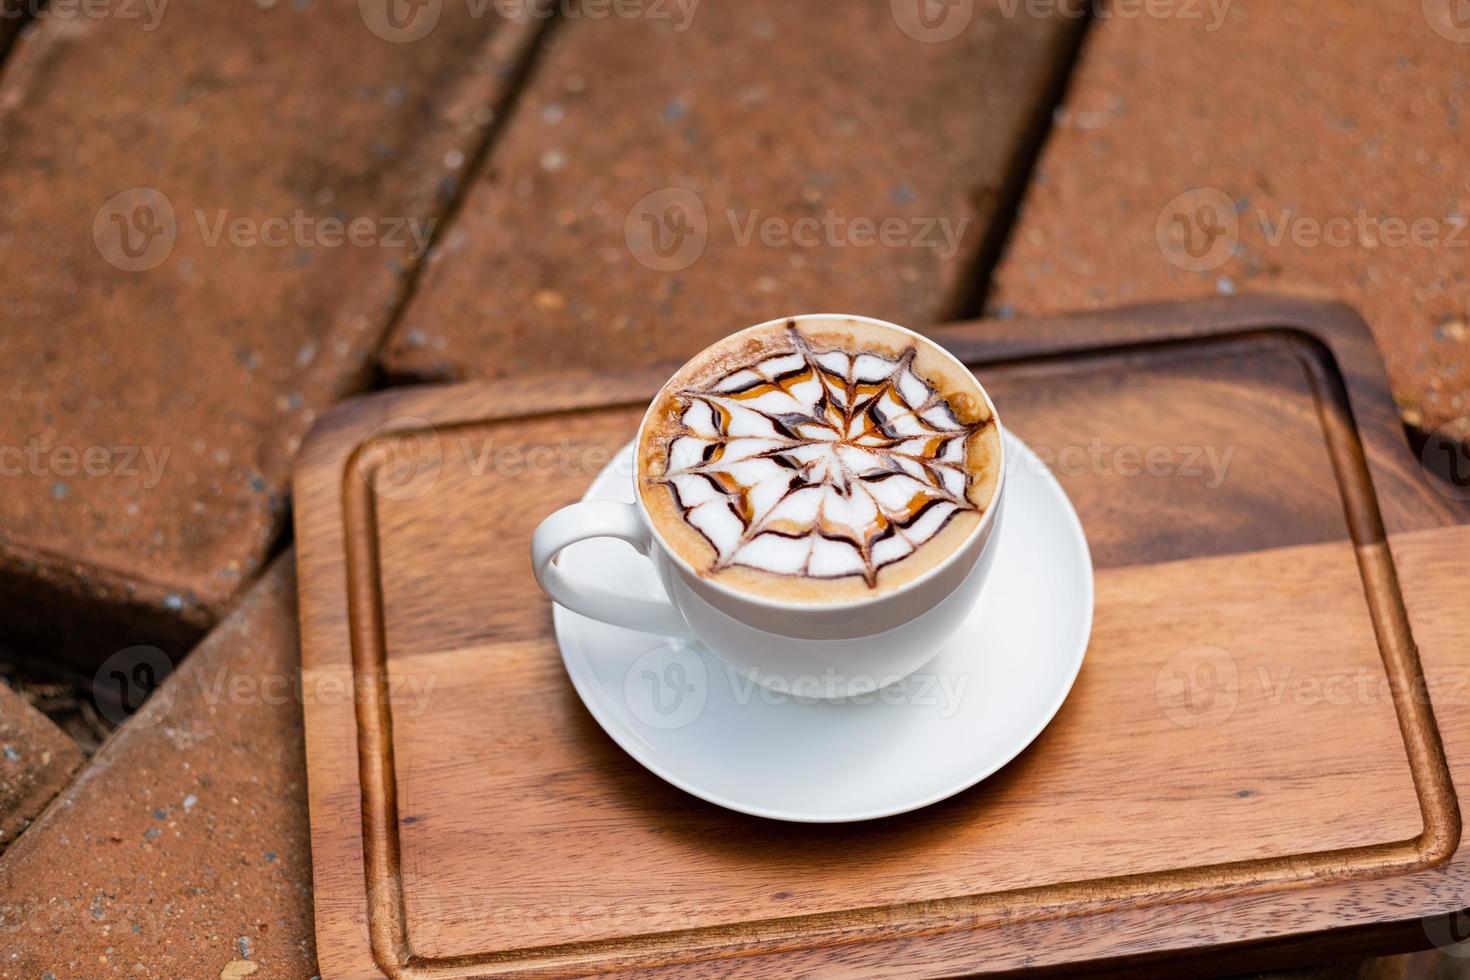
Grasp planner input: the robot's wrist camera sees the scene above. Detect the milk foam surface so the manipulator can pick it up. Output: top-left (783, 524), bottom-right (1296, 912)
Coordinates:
top-left (655, 326), bottom-right (988, 586)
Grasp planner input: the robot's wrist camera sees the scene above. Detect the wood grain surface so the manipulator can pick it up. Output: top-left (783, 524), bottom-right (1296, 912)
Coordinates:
top-left (294, 297), bottom-right (1470, 978)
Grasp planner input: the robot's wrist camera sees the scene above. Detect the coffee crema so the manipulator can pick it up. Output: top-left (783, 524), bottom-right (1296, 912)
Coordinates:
top-left (638, 316), bottom-right (1002, 603)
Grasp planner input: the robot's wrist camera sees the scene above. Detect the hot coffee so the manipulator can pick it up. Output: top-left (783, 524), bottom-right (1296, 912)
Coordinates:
top-left (637, 315), bottom-right (1002, 603)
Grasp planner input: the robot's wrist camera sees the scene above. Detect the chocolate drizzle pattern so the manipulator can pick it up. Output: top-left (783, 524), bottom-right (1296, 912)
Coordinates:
top-left (656, 326), bottom-right (991, 587)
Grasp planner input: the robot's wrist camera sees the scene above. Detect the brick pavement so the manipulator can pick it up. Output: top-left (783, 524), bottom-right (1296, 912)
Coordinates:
top-left (0, 683), bottom-right (82, 848)
top-left (0, 558), bottom-right (317, 979)
top-left (380, 0), bottom-right (1083, 381)
top-left (988, 0), bottom-right (1470, 444)
top-left (0, 0), bottom-right (542, 669)
top-left (0, 1), bottom-right (1466, 976)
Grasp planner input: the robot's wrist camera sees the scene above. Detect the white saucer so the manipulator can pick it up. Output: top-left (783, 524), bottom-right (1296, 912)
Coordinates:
top-left (553, 431), bottom-right (1093, 822)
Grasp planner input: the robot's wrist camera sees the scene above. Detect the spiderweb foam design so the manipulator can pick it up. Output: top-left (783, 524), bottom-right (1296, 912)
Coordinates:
top-left (658, 327), bottom-right (989, 586)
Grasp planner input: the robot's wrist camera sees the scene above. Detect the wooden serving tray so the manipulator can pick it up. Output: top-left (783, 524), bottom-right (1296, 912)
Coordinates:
top-left (294, 297), bottom-right (1470, 978)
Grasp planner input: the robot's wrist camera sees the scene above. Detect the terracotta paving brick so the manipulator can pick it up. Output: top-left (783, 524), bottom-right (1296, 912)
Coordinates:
top-left (0, 1), bottom-right (543, 668)
top-left (0, 557), bottom-right (319, 979)
top-left (988, 0), bottom-right (1470, 443)
top-left (381, 0), bottom-right (1082, 382)
top-left (0, 682), bottom-right (82, 848)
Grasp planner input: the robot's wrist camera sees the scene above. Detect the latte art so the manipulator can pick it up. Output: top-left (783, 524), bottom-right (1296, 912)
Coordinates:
top-left (651, 325), bottom-right (993, 588)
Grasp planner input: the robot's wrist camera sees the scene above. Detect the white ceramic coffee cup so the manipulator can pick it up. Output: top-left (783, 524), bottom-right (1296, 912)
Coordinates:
top-left (531, 315), bottom-right (1006, 698)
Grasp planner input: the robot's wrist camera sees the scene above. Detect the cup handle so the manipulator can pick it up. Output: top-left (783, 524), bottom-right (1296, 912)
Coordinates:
top-left (531, 501), bottom-right (691, 637)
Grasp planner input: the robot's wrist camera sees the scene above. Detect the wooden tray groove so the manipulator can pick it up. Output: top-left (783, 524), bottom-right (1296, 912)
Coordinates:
top-left (297, 297), bottom-right (1470, 978)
